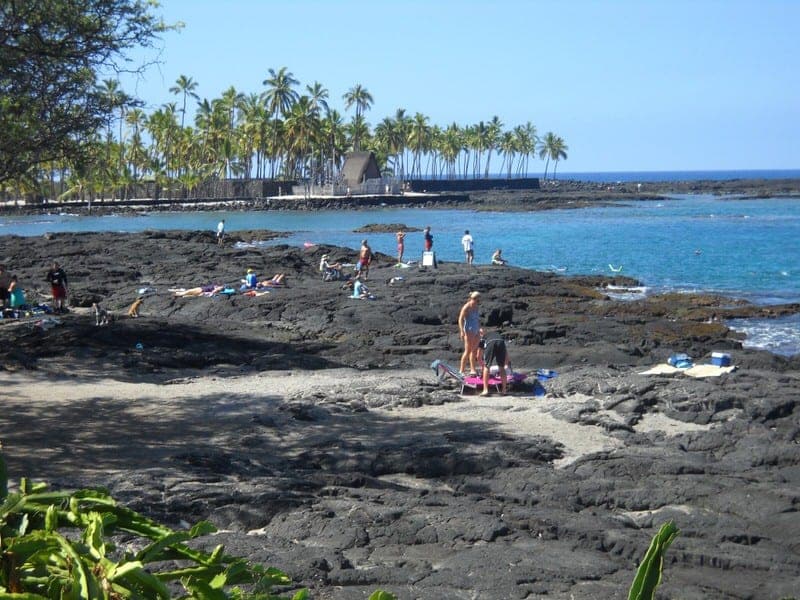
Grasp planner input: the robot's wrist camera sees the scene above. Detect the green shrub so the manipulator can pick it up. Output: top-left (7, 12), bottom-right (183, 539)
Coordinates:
top-left (0, 450), bottom-right (307, 599)
top-left (628, 521), bottom-right (680, 600)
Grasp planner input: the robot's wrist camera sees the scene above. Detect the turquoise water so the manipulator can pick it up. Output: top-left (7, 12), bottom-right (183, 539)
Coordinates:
top-left (2, 195), bottom-right (799, 354)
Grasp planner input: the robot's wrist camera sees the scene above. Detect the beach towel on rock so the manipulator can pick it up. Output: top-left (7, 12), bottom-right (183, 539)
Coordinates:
top-left (639, 363), bottom-right (737, 378)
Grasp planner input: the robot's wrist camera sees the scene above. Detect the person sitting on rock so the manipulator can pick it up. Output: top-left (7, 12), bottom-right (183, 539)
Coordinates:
top-left (320, 255), bottom-right (342, 281)
top-left (243, 268), bottom-right (258, 289)
top-left (491, 249), bottom-right (507, 266)
top-left (347, 273), bottom-right (374, 299)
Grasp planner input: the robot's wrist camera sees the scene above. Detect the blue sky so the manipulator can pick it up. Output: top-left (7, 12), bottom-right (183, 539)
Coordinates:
top-left (120, 0), bottom-right (800, 173)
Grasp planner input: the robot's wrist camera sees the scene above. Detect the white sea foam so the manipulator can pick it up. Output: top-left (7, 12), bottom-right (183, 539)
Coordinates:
top-left (727, 315), bottom-right (800, 357)
top-left (603, 285), bottom-right (649, 301)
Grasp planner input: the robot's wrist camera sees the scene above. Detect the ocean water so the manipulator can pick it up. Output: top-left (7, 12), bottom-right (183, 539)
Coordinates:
top-left (1, 194), bottom-right (798, 355)
top-left (555, 169), bottom-right (800, 183)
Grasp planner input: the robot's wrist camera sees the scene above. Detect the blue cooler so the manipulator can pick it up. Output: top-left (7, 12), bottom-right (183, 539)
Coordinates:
top-left (711, 352), bottom-right (731, 367)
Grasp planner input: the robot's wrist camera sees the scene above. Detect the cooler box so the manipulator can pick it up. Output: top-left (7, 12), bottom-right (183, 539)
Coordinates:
top-left (711, 352), bottom-right (731, 367)
top-left (422, 251), bottom-right (436, 267)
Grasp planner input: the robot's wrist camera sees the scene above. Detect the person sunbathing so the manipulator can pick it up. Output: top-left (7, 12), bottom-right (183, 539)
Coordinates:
top-left (173, 284), bottom-right (224, 297)
top-left (257, 273), bottom-right (286, 288)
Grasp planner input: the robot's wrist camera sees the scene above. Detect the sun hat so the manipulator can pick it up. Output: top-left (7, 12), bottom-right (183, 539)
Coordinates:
top-left (247, 268), bottom-right (254, 273)
top-left (469, 291), bottom-right (481, 299)
top-left (321, 253), bottom-right (329, 259)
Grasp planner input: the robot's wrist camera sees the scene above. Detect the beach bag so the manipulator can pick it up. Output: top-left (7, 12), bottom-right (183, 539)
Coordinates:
top-left (668, 353), bottom-right (693, 369)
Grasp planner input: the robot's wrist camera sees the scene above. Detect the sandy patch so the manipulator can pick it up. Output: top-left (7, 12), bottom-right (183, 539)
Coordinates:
top-left (386, 392), bottom-right (624, 468)
top-left (3, 367), bottom-right (706, 471)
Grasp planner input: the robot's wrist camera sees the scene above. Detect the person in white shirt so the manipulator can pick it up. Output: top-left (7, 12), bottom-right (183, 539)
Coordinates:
top-left (461, 230), bottom-right (474, 264)
top-left (216, 220), bottom-right (225, 245)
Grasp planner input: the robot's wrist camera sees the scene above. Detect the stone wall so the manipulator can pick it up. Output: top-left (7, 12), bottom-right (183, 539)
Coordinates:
top-left (405, 177), bottom-right (539, 193)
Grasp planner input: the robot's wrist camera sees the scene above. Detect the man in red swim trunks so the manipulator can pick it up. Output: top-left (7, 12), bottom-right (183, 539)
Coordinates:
top-left (46, 261), bottom-right (68, 313)
top-left (357, 240), bottom-right (372, 280)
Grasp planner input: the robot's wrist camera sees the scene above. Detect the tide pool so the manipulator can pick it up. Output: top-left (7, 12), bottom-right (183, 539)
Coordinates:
top-left (2, 195), bottom-right (799, 355)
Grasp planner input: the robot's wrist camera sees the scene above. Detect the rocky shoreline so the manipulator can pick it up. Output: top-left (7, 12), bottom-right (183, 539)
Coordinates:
top-left (1, 230), bottom-right (799, 599)
top-left (2, 177), bottom-right (799, 216)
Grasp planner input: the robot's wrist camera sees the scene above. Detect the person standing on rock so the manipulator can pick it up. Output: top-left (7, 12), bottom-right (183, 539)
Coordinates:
top-left (461, 230), bottom-right (474, 265)
top-left (45, 261), bottom-right (68, 313)
top-left (458, 291), bottom-right (481, 376)
top-left (423, 226), bottom-right (433, 252)
top-left (396, 229), bottom-right (405, 264)
top-left (357, 239), bottom-right (372, 280)
top-left (216, 219), bottom-right (225, 245)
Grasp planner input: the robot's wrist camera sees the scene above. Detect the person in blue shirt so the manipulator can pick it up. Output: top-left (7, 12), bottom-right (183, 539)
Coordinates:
top-left (352, 274), bottom-right (370, 299)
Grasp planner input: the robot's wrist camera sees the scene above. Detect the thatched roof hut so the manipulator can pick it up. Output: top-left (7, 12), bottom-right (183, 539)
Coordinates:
top-left (340, 152), bottom-right (381, 187)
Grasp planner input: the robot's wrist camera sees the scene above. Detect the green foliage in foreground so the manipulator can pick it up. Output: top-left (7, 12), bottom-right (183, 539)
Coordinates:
top-left (0, 453), bottom-right (306, 599)
top-left (628, 521), bottom-right (680, 600)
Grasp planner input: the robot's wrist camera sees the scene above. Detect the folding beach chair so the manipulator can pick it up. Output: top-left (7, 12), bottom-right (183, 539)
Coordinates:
top-left (430, 359), bottom-right (478, 394)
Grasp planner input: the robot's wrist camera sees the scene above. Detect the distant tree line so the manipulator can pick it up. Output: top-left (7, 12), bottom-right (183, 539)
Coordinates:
top-left (0, 1), bottom-right (568, 202)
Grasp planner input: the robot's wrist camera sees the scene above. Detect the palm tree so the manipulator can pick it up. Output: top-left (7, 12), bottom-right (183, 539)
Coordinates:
top-left (305, 82), bottom-right (329, 182)
top-left (345, 114), bottom-right (371, 155)
top-left (373, 117), bottom-right (398, 176)
top-left (472, 121), bottom-right (491, 178)
top-left (484, 115), bottom-right (503, 178)
top-left (538, 131), bottom-right (557, 181)
top-left (392, 108), bottom-right (411, 180)
top-left (538, 132), bottom-right (568, 181)
top-left (169, 75), bottom-right (200, 128)
top-left (551, 136), bottom-right (569, 179)
top-left (262, 67), bottom-right (299, 178)
top-left (342, 84), bottom-right (373, 150)
top-left (306, 81), bottom-right (329, 117)
top-left (439, 123), bottom-right (462, 179)
top-left (408, 112), bottom-right (430, 178)
top-left (284, 95), bottom-right (319, 180)
top-left (321, 109), bottom-right (346, 183)
top-left (514, 122), bottom-right (538, 176)
top-left (498, 131), bottom-right (516, 178)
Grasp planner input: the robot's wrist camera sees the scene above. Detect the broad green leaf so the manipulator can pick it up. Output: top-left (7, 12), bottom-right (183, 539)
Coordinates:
top-left (369, 592), bottom-right (399, 600)
top-left (208, 544), bottom-right (224, 564)
top-left (628, 521), bottom-right (680, 600)
top-left (83, 513), bottom-right (107, 560)
top-left (114, 564), bottom-right (170, 599)
top-left (292, 589), bottom-right (310, 600)
top-left (18, 513), bottom-right (29, 536)
top-left (189, 521), bottom-right (217, 538)
top-left (135, 531), bottom-right (192, 564)
top-left (209, 572), bottom-right (227, 589)
top-left (49, 531), bottom-right (93, 599)
top-left (180, 576), bottom-right (227, 600)
top-left (0, 493), bottom-right (25, 519)
top-left (44, 506), bottom-right (57, 532)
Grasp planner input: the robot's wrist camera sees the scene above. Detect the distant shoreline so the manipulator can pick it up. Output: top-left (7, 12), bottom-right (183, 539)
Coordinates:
top-left (1, 177), bottom-right (798, 216)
